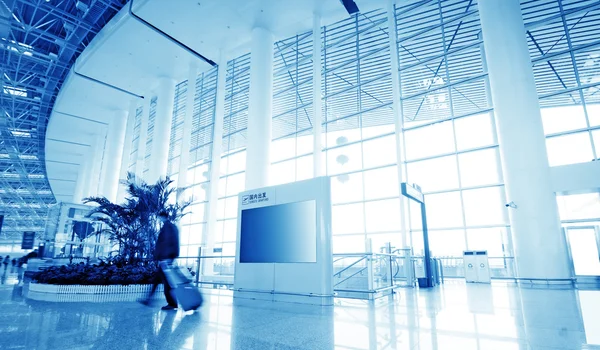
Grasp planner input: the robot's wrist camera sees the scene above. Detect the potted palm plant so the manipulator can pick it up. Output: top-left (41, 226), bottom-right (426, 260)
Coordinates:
top-left (30, 172), bottom-right (191, 293)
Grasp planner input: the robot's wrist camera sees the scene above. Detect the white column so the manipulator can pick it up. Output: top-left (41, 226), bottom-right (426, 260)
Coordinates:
top-left (148, 77), bottom-right (176, 184)
top-left (387, 0), bottom-right (409, 249)
top-left (84, 131), bottom-right (106, 198)
top-left (116, 100), bottom-right (138, 203)
top-left (73, 146), bottom-right (91, 203)
top-left (313, 14), bottom-right (324, 177)
top-left (478, 0), bottom-right (571, 280)
top-left (99, 110), bottom-right (128, 202)
top-left (135, 96), bottom-right (151, 180)
top-left (177, 64), bottom-right (198, 194)
top-left (204, 53), bottom-right (227, 269)
top-left (245, 27), bottom-right (274, 190)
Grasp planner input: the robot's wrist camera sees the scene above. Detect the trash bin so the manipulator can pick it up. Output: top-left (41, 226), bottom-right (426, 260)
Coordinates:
top-left (463, 251), bottom-right (490, 283)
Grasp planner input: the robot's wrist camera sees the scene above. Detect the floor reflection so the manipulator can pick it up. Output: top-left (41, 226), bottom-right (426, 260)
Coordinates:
top-left (0, 282), bottom-right (598, 349)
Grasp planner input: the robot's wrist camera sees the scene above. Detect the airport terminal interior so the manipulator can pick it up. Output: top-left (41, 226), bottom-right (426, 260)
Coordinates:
top-left (1, 0), bottom-right (600, 349)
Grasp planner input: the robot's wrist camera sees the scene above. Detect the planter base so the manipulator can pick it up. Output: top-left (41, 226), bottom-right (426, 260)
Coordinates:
top-left (27, 283), bottom-right (165, 303)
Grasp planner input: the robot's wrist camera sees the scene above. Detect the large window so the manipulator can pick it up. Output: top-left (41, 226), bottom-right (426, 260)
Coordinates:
top-left (127, 106), bottom-right (143, 174)
top-left (162, 2), bottom-right (536, 265)
top-left (167, 81), bottom-right (188, 184)
top-left (522, 0), bottom-right (600, 166)
top-left (164, 68), bottom-right (218, 258)
top-left (396, 0), bottom-right (511, 259)
top-left (214, 54), bottom-right (251, 257)
top-left (184, 69), bottom-right (218, 258)
top-left (143, 97), bottom-right (157, 177)
top-left (270, 31), bottom-right (315, 186)
top-left (322, 9), bottom-right (398, 254)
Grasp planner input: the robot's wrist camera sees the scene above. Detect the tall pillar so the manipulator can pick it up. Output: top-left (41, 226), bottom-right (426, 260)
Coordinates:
top-left (176, 63), bottom-right (198, 194)
top-left (99, 110), bottom-right (127, 202)
top-left (245, 27), bottom-right (274, 190)
top-left (478, 0), bottom-right (571, 280)
top-left (73, 145), bottom-right (91, 203)
top-left (87, 131), bottom-right (106, 198)
top-left (387, 0), bottom-right (409, 249)
top-left (116, 100), bottom-right (138, 203)
top-left (204, 53), bottom-right (226, 268)
top-left (312, 14), bottom-right (323, 177)
top-left (135, 96), bottom-right (151, 180)
top-left (148, 77), bottom-right (176, 184)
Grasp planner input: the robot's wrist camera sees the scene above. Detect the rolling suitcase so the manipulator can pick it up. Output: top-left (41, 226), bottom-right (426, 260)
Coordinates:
top-left (174, 283), bottom-right (203, 311)
top-left (160, 261), bottom-right (203, 311)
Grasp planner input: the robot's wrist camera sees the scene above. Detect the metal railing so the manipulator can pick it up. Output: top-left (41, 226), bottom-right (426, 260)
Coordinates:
top-left (34, 250), bottom-right (524, 294)
top-left (176, 255), bottom-right (235, 288)
top-left (332, 252), bottom-right (409, 299)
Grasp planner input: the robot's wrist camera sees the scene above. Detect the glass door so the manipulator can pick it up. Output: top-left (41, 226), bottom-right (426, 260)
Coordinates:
top-left (565, 226), bottom-right (600, 277)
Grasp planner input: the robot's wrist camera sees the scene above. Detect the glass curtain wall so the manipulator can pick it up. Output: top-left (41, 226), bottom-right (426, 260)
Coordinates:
top-left (127, 106), bottom-right (143, 174)
top-left (182, 68), bottom-right (218, 258)
top-left (270, 31), bottom-right (315, 184)
top-left (160, 3), bottom-right (520, 266)
top-left (214, 54), bottom-right (251, 257)
top-left (167, 80), bottom-right (188, 185)
top-left (143, 97), bottom-right (157, 178)
top-left (164, 69), bottom-right (218, 258)
top-left (522, 0), bottom-right (600, 166)
top-left (322, 9), bottom-right (399, 254)
top-left (395, 0), bottom-right (511, 260)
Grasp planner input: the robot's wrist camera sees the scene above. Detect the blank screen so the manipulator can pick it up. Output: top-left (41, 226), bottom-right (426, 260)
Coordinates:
top-left (239, 200), bottom-right (317, 263)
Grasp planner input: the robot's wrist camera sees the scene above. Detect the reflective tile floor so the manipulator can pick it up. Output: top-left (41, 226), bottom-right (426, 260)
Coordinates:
top-left (1, 277), bottom-right (599, 349)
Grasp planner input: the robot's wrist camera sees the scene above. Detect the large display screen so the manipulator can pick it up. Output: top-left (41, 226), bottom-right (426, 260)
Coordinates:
top-left (239, 200), bottom-right (317, 263)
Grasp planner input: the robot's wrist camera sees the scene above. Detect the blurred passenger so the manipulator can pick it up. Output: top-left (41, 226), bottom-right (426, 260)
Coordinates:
top-left (2, 255), bottom-right (9, 272)
top-left (23, 249), bottom-right (38, 262)
top-left (139, 211), bottom-right (180, 310)
top-left (16, 258), bottom-right (24, 284)
top-left (11, 258), bottom-right (16, 273)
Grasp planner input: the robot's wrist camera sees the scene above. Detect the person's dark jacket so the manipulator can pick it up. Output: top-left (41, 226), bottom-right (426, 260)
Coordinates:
top-left (22, 250), bottom-right (37, 263)
top-left (155, 221), bottom-right (180, 260)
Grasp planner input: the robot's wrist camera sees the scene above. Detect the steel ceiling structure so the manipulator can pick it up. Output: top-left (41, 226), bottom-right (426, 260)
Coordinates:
top-left (0, 0), bottom-right (125, 241)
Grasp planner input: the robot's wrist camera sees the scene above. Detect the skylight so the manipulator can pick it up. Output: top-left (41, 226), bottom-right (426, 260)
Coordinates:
top-left (10, 130), bottom-right (31, 137)
top-left (0, 38), bottom-right (33, 57)
top-left (3, 86), bottom-right (27, 97)
top-left (19, 154), bottom-right (37, 160)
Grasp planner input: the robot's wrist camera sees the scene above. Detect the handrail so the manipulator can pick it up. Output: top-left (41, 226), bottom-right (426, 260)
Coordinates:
top-left (333, 256), bottom-right (366, 277)
top-left (196, 281), bottom-right (233, 286)
top-left (335, 284), bottom-right (403, 294)
top-left (333, 256), bottom-right (348, 264)
top-left (177, 255), bottom-right (236, 260)
top-left (334, 266), bottom-right (368, 287)
top-left (333, 252), bottom-right (404, 258)
top-left (413, 256), bottom-right (515, 260)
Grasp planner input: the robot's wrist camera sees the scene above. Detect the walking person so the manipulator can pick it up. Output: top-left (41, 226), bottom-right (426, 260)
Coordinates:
top-left (11, 258), bottom-right (16, 273)
top-left (140, 211), bottom-right (180, 310)
top-left (2, 256), bottom-right (9, 272)
top-left (16, 258), bottom-right (24, 285)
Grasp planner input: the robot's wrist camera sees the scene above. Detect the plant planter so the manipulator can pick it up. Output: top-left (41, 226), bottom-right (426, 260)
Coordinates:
top-left (26, 283), bottom-right (164, 303)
